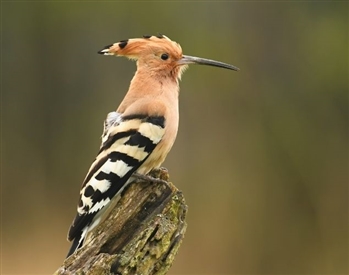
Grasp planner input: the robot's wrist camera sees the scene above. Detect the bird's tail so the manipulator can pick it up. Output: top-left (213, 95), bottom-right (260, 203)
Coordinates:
top-left (66, 237), bottom-right (81, 258)
top-left (66, 226), bottom-right (88, 258)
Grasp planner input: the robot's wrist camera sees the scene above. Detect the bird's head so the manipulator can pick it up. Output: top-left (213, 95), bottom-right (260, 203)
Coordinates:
top-left (98, 34), bottom-right (239, 81)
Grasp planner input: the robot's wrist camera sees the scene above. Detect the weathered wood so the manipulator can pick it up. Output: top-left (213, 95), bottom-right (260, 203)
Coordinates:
top-left (54, 168), bottom-right (187, 275)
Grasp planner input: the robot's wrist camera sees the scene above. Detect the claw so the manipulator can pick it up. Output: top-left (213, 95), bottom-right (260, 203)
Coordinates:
top-left (133, 172), bottom-right (169, 186)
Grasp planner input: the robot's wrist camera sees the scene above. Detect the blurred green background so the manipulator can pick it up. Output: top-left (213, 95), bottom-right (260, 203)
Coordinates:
top-left (2, 1), bottom-right (348, 275)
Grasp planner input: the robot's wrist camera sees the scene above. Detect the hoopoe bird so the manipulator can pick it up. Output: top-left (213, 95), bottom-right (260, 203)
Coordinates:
top-left (66, 34), bottom-right (239, 258)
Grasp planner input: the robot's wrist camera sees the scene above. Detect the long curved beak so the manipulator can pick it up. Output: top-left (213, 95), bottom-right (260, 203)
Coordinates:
top-left (178, 55), bottom-right (239, 71)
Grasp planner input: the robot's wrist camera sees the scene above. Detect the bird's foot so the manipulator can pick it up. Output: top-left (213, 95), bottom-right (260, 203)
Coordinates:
top-left (133, 168), bottom-right (168, 185)
top-left (133, 172), bottom-right (168, 185)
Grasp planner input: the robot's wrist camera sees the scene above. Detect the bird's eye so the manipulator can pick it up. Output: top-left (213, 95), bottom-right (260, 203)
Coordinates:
top-left (161, 53), bottom-right (169, 60)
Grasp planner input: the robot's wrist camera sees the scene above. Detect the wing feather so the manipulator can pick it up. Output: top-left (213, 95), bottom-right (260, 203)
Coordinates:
top-left (67, 114), bottom-right (165, 244)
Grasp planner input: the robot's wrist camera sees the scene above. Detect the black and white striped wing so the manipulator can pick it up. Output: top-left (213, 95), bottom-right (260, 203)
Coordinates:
top-left (67, 114), bottom-right (165, 256)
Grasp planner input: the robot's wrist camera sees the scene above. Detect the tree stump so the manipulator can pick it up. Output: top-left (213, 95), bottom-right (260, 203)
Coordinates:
top-left (54, 168), bottom-right (187, 275)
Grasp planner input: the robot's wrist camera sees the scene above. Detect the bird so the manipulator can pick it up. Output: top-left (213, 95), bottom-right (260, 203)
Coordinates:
top-left (66, 34), bottom-right (239, 258)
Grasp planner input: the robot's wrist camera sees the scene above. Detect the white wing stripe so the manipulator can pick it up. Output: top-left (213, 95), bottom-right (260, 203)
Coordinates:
top-left (110, 143), bottom-right (149, 161)
top-left (113, 159), bottom-right (133, 177)
top-left (89, 178), bottom-right (111, 194)
top-left (138, 122), bottom-right (165, 144)
top-left (89, 198), bottom-right (111, 213)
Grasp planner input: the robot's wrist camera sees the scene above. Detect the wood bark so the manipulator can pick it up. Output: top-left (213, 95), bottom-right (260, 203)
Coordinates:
top-left (53, 168), bottom-right (187, 275)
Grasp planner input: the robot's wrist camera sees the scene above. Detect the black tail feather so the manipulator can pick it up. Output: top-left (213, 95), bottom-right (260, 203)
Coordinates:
top-left (66, 236), bottom-right (82, 258)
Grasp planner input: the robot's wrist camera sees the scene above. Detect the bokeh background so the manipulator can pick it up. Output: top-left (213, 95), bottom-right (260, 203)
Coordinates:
top-left (2, 1), bottom-right (348, 275)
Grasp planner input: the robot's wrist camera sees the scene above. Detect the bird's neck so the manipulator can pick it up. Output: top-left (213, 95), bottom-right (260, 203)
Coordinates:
top-left (117, 70), bottom-right (179, 114)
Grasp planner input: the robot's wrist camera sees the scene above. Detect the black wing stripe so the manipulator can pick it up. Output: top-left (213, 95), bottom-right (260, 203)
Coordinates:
top-left (99, 129), bottom-right (138, 154)
top-left (122, 114), bottom-right (148, 121)
top-left (84, 185), bottom-right (95, 197)
top-left (146, 116), bottom-right (165, 128)
top-left (108, 151), bottom-right (140, 167)
top-left (125, 132), bottom-right (156, 153)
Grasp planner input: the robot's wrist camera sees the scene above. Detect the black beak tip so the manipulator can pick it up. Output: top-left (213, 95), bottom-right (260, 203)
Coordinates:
top-left (97, 44), bottom-right (114, 55)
